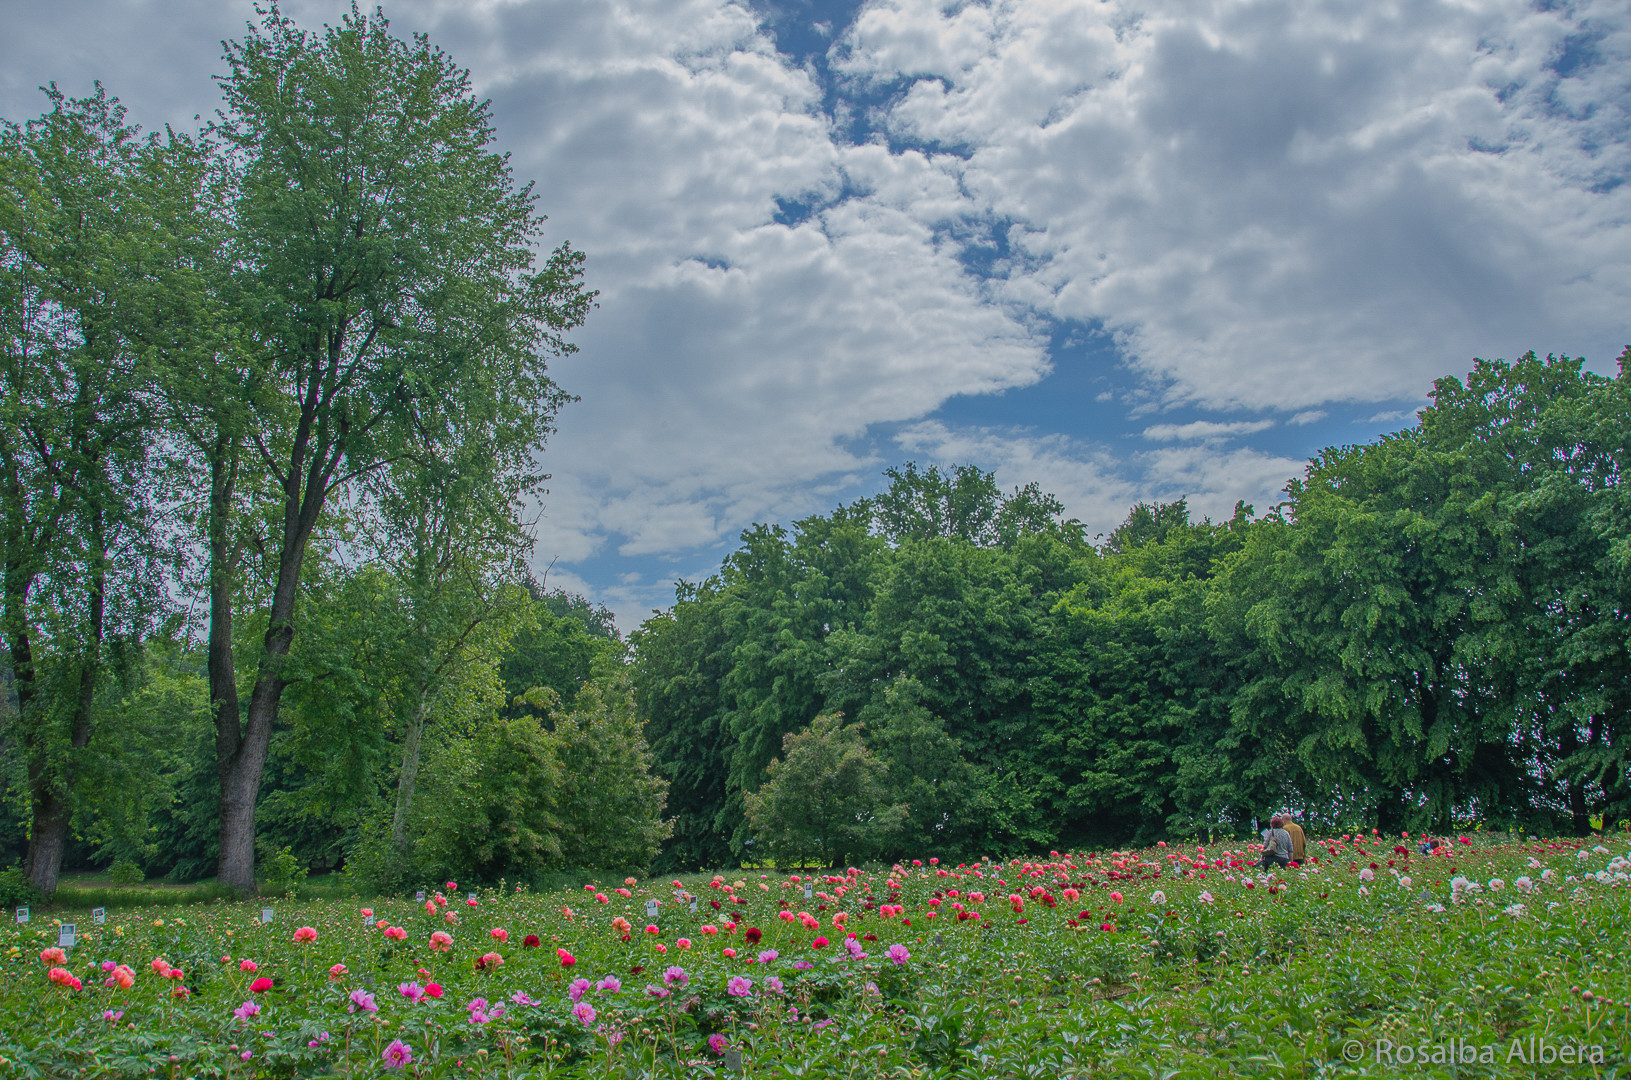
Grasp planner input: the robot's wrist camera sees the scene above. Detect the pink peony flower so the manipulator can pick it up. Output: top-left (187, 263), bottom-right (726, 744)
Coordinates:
top-left (381, 1038), bottom-right (413, 1069)
top-left (292, 926), bottom-right (318, 943)
top-left (250, 977), bottom-right (273, 993)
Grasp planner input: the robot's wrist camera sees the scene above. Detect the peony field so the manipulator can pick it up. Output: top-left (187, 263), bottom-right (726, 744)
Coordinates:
top-left (4, 834), bottom-right (1629, 1078)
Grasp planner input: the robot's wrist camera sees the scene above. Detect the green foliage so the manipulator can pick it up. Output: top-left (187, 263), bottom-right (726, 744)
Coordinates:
top-left (106, 858), bottom-right (143, 886)
top-left (744, 714), bottom-right (903, 868)
top-left (0, 864), bottom-right (38, 908)
top-left (256, 843), bottom-right (307, 899)
top-left (548, 675), bottom-right (673, 875)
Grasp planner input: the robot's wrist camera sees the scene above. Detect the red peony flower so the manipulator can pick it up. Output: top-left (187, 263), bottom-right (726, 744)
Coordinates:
top-left (523, 934), bottom-right (541, 948)
top-left (250, 977), bottom-right (274, 993)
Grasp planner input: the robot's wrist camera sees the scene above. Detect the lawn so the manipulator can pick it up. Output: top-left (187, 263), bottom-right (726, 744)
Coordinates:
top-left (2, 834), bottom-right (1627, 1078)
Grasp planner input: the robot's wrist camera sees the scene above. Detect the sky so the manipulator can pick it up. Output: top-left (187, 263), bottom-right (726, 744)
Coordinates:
top-left (3, 0), bottom-right (1628, 630)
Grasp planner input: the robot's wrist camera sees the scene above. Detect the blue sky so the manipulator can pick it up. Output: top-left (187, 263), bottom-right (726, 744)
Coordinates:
top-left (4, 0), bottom-right (1628, 630)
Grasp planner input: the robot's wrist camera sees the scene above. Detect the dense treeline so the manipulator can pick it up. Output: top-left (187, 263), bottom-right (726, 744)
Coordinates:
top-left (634, 353), bottom-right (1631, 870)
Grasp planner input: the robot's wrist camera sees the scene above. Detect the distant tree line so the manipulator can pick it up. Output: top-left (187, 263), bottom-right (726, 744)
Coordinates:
top-left (635, 354), bottom-right (1631, 870)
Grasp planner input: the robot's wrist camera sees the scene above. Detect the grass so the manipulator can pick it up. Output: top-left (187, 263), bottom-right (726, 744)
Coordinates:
top-left (35, 872), bottom-right (359, 914)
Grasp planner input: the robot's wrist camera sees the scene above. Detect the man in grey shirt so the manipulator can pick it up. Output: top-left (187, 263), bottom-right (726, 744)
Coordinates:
top-left (1260, 815), bottom-right (1293, 870)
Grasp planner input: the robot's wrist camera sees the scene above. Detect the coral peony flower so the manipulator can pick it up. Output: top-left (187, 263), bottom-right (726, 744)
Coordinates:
top-left (239, 959), bottom-right (258, 973)
top-left (384, 926), bottom-right (408, 942)
top-left (429, 931), bottom-right (453, 952)
top-left (490, 927), bottom-right (508, 943)
top-left (293, 926), bottom-right (317, 943)
top-left (39, 947), bottom-right (67, 966)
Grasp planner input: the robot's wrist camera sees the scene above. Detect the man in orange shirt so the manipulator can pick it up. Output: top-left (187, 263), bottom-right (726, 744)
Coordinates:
top-left (1280, 811), bottom-right (1307, 864)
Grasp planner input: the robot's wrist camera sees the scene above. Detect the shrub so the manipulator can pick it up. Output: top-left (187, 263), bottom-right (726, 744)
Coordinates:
top-left (108, 858), bottom-right (145, 886)
top-left (258, 844), bottom-right (308, 898)
top-left (0, 865), bottom-right (40, 909)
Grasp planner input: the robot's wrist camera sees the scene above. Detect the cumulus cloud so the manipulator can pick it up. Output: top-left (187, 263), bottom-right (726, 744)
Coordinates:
top-left (837, 0), bottom-right (1631, 410)
top-left (5, 0), bottom-right (1627, 627)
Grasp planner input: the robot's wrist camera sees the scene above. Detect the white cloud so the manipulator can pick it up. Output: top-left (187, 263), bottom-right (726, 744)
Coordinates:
top-left (1141, 419), bottom-right (1275, 442)
top-left (1288, 410), bottom-right (1328, 426)
top-left (838, 0), bottom-right (1631, 410)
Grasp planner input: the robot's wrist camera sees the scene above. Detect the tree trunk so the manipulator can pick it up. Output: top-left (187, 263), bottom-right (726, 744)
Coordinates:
top-left (23, 507), bottom-right (106, 897)
top-left (391, 690), bottom-right (432, 850)
top-left (207, 447), bottom-right (252, 892)
top-left (218, 503), bottom-right (315, 893)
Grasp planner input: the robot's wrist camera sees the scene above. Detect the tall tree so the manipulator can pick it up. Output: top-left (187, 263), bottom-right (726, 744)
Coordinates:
top-left (0, 87), bottom-right (162, 895)
top-left (203, 4), bottom-right (592, 892)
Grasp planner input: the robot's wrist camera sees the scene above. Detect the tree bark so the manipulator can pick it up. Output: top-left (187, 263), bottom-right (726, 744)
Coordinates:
top-left (206, 446), bottom-right (253, 892)
top-left (391, 689), bottom-right (431, 851)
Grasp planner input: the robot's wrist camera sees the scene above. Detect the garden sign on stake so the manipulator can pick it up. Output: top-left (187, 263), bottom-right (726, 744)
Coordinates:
top-left (92, 908), bottom-right (105, 925)
top-left (260, 908), bottom-right (273, 925)
top-left (15, 907), bottom-right (27, 924)
top-left (58, 924), bottom-right (75, 949)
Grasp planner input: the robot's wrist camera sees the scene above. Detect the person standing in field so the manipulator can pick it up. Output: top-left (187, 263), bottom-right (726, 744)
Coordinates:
top-left (1260, 815), bottom-right (1293, 870)
top-left (1279, 811), bottom-right (1307, 864)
